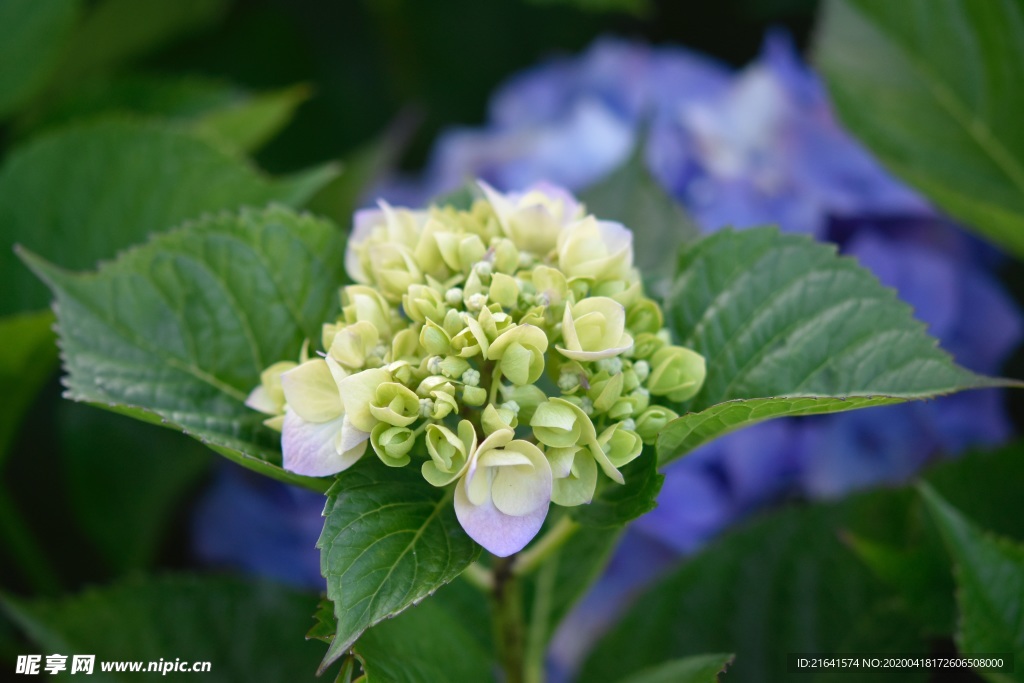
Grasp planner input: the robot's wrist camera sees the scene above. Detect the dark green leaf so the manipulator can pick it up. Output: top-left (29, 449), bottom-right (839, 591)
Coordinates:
top-left (0, 119), bottom-right (338, 316)
top-left (920, 485), bottom-right (1024, 681)
top-left (579, 492), bottom-right (929, 683)
top-left (57, 402), bottom-right (211, 574)
top-left (815, 0), bottom-right (1024, 259)
top-left (26, 76), bottom-right (310, 154)
top-left (0, 0), bottom-right (79, 117)
top-left (20, 205), bottom-right (346, 491)
top-left (192, 84), bottom-right (311, 154)
top-left (317, 460), bottom-right (481, 672)
top-left (0, 311), bottom-right (57, 466)
top-left (1, 576), bottom-right (325, 682)
top-left (348, 586), bottom-right (494, 683)
top-left (658, 227), bottom-right (1007, 464)
top-left (579, 139), bottom-right (698, 291)
top-left (571, 446), bottom-right (663, 527)
top-left (47, 0), bottom-right (230, 91)
top-left (619, 653), bottom-right (734, 683)
top-left (307, 597), bottom-right (335, 644)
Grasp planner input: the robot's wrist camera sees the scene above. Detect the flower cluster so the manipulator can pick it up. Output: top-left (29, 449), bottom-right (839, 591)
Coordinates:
top-left (245, 183), bottom-right (705, 556)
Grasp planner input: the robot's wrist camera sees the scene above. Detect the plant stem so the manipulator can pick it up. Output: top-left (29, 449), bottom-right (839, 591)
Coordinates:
top-left (513, 516), bottom-right (579, 577)
top-left (491, 554), bottom-right (526, 683)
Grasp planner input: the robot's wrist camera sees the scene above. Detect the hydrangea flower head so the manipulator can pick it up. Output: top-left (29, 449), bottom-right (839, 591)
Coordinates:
top-left (246, 183), bottom-right (705, 556)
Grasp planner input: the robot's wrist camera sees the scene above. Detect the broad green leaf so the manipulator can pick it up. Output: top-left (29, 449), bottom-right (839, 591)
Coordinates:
top-left (847, 443), bottom-right (1024, 639)
top-left (815, 0), bottom-right (1024, 259)
top-left (0, 311), bottom-right (57, 466)
top-left (920, 485), bottom-right (1024, 682)
top-left (658, 227), bottom-right (1006, 464)
top-left (619, 654), bottom-right (734, 683)
top-left (1, 576), bottom-right (324, 682)
top-left (348, 588), bottom-right (494, 683)
top-left (570, 447), bottom-right (663, 528)
top-left (25, 76), bottom-right (309, 153)
top-left (0, 0), bottom-right (79, 117)
top-left (0, 119), bottom-right (338, 316)
top-left (579, 491), bottom-right (929, 683)
top-left (47, 0), bottom-right (230, 92)
top-left (579, 138), bottom-right (698, 290)
top-left (317, 459), bottom-right (481, 672)
top-left (20, 205), bottom-right (346, 491)
top-left (57, 402), bottom-right (211, 574)
top-left (192, 84), bottom-right (311, 154)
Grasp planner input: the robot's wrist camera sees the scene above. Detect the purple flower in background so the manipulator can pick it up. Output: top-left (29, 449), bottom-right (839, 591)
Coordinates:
top-left (191, 464), bottom-right (325, 590)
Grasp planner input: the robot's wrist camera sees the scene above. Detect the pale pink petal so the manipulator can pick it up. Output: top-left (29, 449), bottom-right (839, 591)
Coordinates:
top-left (282, 411), bottom-right (357, 476)
top-left (455, 480), bottom-right (549, 557)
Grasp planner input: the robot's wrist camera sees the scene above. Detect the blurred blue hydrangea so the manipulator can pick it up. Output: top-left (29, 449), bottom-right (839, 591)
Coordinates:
top-left (189, 32), bottom-right (1021, 665)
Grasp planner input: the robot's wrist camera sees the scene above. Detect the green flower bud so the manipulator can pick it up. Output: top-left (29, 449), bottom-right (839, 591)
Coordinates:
top-left (557, 297), bottom-right (633, 361)
top-left (500, 384), bottom-right (547, 423)
top-left (626, 298), bottom-right (664, 335)
top-left (547, 445), bottom-right (598, 506)
top-left (369, 382), bottom-right (421, 427)
top-left (422, 420), bottom-right (476, 486)
top-left (420, 320), bottom-right (451, 356)
top-left (462, 384), bottom-right (487, 407)
top-left (368, 243), bottom-right (422, 301)
top-left (556, 216), bottom-right (633, 281)
top-left (596, 423), bottom-right (643, 469)
top-left (647, 345), bottom-right (706, 401)
top-left (531, 399), bottom-right (584, 448)
top-left (630, 332), bottom-right (666, 360)
top-left (439, 355), bottom-right (470, 379)
top-left (589, 372), bottom-right (624, 414)
top-left (487, 323), bottom-right (548, 385)
top-left (491, 238), bottom-right (520, 274)
top-left (593, 274), bottom-right (643, 308)
top-left (328, 320), bottom-right (380, 369)
top-left (341, 285), bottom-right (393, 337)
top-left (370, 423), bottom-right (416, 467)
top-left (489, 272), bottom-right (520, 308)
top-left (403, 283), bottom-right (447, 324)
top-left (391, 327), bottom-right (422, 364)
top-left (482, 403), bottom-right (517, 435)
top-left (635, 406), bottom-right (679, 444)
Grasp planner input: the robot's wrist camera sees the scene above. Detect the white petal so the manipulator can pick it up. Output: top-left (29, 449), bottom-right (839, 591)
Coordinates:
top-left (280, 359), bottom-right (343, 423)
top-left (282, 411), bottom-right (356, 476)
top-left (455, 479), bottom-right (549, 557)
top-left (244, 385), bottom-right (278, 415)
top-left (555, 342), bottom-right (633, 361)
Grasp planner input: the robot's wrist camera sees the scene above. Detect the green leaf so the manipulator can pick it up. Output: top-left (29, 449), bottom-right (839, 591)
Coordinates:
top-left (571, 446), bottom-right (663, 527)
top-left (348, 587), bottom-right (494, 683)
top-left (579, 138), bottom-right (698, 291)
top-left (815, 0), bottom-right (1024, 259)
top-left (619, 654), bottom-right (735, 683)
top-left (920, 484), bottom-right (1024, 682)
top-left (0, 311), bottom-right (57, 466)
top-left (192, 84), bottom-right (311, 154)
top-left (57, 402), bottom-right (211, 574)
top-left (317, 460), bottom-right (481, 673)
top-left (0, 119), bottom-right (339, 317)
top-left (1, 576), bottom-right (325, 682)
top-left (47, 0), bottom-right (230, 91)
top-left (20, 205), bottom-right (346, 491)
top-left (579, 492), bottom-right (929, 683)
top-left (25, 76), bottom-right (310, 153)
top-left (0, 0), bottom-right (79, 117)
top-left (658, 227), bottom-right (1007, 465)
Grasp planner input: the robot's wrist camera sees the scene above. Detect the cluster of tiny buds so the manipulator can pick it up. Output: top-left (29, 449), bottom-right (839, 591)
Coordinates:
top-left (245, 181), bottom-right (706, 556)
